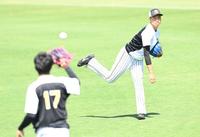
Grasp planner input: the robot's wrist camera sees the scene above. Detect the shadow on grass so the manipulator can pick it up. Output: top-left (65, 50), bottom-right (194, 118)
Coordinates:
top-left (81, 112), bottom-right (160, 120)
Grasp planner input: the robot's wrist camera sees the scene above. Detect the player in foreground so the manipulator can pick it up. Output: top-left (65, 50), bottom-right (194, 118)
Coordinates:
top-left (16, 48), bottom-right (80, 137)
top-left (77, 8), bottom-right (163, 120)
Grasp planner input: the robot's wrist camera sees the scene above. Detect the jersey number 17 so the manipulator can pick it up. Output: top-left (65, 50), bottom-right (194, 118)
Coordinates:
top-left (43, 90), bottom-right (61, 110)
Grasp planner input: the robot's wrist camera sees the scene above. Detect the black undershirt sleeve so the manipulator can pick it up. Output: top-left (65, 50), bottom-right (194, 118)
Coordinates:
top-left (65, 67), bottom-right (80, 84)
top-left (143, 46), bottom-right (152, 65)
top-left (18, 113), bottom-right (36, 130)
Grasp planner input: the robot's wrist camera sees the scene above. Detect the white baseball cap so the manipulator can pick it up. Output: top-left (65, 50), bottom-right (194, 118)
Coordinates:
top-left (149, 8), bottom-right (163, 18)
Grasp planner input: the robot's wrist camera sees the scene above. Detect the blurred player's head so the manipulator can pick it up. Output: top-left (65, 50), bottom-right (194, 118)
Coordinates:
top-left (149, 8), bottom-right (163, 29)
top-left (34, 52), bottom-right (53, 75)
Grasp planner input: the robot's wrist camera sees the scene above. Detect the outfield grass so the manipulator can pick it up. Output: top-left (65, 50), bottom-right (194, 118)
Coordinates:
top-left (0, 0), bottom-right (200, 9)
top-left (0, 1), bottom-right (200, 137)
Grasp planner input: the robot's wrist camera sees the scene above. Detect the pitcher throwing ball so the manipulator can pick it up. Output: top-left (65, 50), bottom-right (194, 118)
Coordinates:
top-left (77, 8), bottom-right (163, 120)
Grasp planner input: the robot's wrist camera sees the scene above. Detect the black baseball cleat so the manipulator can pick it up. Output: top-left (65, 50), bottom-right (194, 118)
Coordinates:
top-left (137, 113), bottom-right (146, 120)
top-left (77, 54), bottom-right (95, 67)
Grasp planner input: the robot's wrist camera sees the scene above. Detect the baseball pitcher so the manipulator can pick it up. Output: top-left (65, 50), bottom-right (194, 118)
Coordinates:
top-left (77, 8), bottom-right (163, 120)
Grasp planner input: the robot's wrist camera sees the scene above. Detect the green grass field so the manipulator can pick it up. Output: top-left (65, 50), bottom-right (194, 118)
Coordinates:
top-left (0, 0), bottom-right (200, 137)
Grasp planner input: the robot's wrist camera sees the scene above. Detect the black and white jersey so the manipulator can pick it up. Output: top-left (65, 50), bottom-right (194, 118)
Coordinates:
top-left (24, 75), bottom-right (80, 130)
top-left (125, 23), bottom-right (160, 59)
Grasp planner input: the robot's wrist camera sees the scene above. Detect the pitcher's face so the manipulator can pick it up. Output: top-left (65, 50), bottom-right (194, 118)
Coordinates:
top-left (150, 15), bottom-right (162, 29)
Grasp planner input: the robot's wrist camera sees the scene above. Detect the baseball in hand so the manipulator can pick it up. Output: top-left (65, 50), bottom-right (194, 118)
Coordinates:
top-left (59, 32), bottom-right (68, 40)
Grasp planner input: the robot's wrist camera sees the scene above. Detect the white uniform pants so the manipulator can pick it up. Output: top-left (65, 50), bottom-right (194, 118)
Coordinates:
top-left (87, 46), bottom-right (147, 114)
top-left (36, 127), bottom-right (70, 137)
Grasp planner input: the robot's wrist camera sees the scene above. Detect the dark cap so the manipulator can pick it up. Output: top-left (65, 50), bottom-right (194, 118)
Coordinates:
top-left (149, 8), bottom-right (163, 17)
